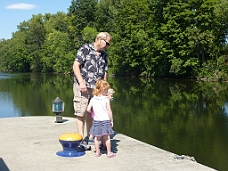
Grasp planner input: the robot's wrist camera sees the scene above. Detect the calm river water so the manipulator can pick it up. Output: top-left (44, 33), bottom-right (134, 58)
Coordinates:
top-left (1, 72), bottom-right (228, 170)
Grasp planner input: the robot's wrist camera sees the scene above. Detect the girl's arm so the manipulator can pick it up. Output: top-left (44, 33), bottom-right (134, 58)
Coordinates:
top-left (106, 98), bottom-right (113, 127)
top-left (87, 98), bottom-right (93, 113)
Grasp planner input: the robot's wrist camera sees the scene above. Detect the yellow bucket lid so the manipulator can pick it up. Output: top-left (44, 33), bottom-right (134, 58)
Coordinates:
top-left (59, 133), bottom-right (82, 141)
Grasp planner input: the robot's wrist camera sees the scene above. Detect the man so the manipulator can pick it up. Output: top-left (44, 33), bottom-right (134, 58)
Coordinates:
top-left (73, 32), bottom-right (112, 146)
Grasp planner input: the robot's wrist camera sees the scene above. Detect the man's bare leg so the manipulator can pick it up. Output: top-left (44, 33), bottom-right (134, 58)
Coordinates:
top-left (85, 112), bottom-right (93, 138)
top-left (76, 116), bottom-right (85, 137)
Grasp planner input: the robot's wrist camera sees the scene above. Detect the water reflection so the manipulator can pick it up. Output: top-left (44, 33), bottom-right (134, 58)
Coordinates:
top-left (0, 92), bottom-right (21, 118)
top-left (223, 102), bottom-right (228, 117)
top-left (0, 72), bottom-right (228, 170)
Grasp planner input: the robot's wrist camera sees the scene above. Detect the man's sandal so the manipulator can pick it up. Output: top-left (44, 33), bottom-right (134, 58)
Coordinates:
top-left (107, 152), bottom-right (116, 158)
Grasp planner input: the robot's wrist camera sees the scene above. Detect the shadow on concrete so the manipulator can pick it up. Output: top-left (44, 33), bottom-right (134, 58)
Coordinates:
top-left (62, 119), bottom-right (69, 123)
top-left (0, 158), bottom-right (10, 171)
top-left (54, 119), bottom-right (69, 124)
top-left (99, 131), bottom-right (120, 154)
top-left (111, 131), bottom-right (120, 153)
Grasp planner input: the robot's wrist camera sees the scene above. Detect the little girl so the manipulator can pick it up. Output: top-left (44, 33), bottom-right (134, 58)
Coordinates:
top-left (91, 88), bottom-right (115, 119)
top-left (87, 79), bottom-right (116, 158)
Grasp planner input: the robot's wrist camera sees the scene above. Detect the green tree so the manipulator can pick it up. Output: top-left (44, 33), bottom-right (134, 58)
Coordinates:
top-left (67, 0), bottom-right (97, 48)
top-left (16, 14), bottom-right (46, 72)
top-left (111, 0), bottom-right (153, 76)
top-left (43, 12), bottom-right (69, 34)
top-left (154, 0), bottom-right (228, 78)
top-left (41, 30), bottom-right (74, 73)
top-left (0, 39), bottom-right (13, 71)
top-left (1, 0), bottom-right (228, 79)
top-left (81, 26), bottom-right (98, 43)
top-left (9, 31), bottom-right (31, 71)
top-left (95, 0), bottom-right (118, 32)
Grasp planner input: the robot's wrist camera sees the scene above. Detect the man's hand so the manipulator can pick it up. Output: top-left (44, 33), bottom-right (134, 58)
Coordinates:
top-left (79, 81), bottom-right (87, 92)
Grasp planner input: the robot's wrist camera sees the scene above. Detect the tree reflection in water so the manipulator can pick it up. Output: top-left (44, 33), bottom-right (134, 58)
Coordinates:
top-left (0, 72), bottom-right (228, 171)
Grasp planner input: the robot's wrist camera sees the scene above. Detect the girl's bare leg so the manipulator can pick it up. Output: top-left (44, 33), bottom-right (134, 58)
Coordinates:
top-left (95, 136), bottom-right (101, 155)
top-left (104, 135), bottom-right (111, 154)
top-left (75, 116), bottom-right (84, 137)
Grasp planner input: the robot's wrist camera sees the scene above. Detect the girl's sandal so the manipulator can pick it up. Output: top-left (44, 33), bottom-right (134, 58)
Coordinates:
top-left (107, 152), bottom-right (116, 158)
top-left (95, 153), bottom-right (101, 157)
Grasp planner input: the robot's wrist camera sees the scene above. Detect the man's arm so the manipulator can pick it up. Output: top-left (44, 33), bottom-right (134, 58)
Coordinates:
top-left (104, 72), bottom-right (107, 81)
top-left (73, 60), bottom-right (87, 92)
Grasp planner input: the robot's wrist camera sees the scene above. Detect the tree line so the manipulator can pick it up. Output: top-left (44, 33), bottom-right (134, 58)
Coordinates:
top-left (0, 0), bottom-right (228, 80)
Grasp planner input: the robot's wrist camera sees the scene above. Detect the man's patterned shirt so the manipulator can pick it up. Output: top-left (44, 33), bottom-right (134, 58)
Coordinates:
top-left (74, 43), bottom-right (108, 88)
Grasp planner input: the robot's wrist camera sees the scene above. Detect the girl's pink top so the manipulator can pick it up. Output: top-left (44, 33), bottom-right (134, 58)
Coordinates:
top-left (91, 108), bottom-right (95, 118)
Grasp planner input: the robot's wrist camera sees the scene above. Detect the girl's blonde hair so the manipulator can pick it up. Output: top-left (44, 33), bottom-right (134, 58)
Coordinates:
top-left (93, 79), bottom-right (110, 96)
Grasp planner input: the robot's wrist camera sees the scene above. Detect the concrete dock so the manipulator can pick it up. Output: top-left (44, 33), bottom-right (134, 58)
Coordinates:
top-left (0, 116), bottom-right (216, 171)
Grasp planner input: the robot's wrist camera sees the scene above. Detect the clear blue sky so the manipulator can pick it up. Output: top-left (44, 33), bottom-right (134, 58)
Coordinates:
top-left (0, 0), bottom-right (72, 40)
